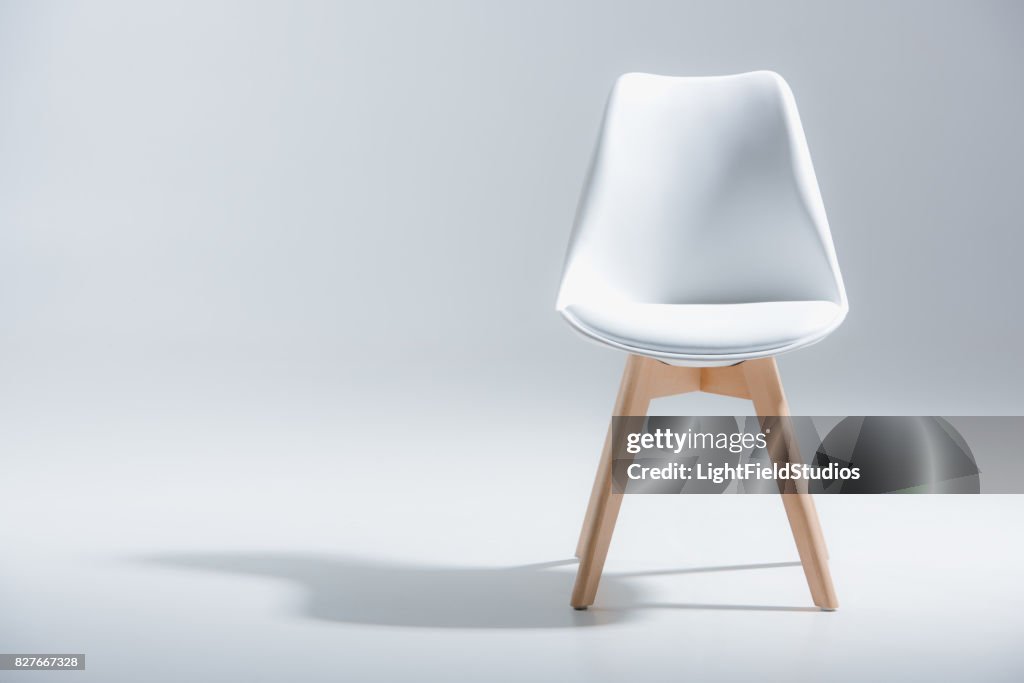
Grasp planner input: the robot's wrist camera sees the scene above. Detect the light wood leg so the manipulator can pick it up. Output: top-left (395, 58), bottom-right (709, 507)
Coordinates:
top-left (571, 355), bottom-right (655, 608)
top-left (575, 361), bottom-right (699, 558)
top-left (571, 355), bottom-right (836, 611)
top-left (575, 423), bottom-right (614, 559)
top-left (742, 357), bottom-right (838, 610)
top-left (805, 492), bottom-right (829, 560)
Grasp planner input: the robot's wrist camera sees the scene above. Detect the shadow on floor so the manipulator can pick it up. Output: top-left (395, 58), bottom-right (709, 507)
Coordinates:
top-left (138, 553), bottom-right (813, 629)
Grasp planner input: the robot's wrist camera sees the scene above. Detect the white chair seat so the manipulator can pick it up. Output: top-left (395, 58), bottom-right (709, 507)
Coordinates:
top-left (562, 300), bottom-right (845, 364)
top-left (556, 72), bottom-right (848, 367)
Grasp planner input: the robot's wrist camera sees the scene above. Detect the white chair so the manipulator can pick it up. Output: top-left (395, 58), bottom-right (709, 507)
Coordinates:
top-left (558, 71), bottom-right (847, 611)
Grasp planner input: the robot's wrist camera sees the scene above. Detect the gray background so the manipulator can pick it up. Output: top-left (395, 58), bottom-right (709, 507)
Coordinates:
top-left (2, 0), bottom-right (1022, 417)
top-left (2, 2), bottom-right (1023, 682)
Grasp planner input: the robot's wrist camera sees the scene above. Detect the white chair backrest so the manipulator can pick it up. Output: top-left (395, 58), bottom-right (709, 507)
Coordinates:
top-left (558, 71), bottom-right (846, 310)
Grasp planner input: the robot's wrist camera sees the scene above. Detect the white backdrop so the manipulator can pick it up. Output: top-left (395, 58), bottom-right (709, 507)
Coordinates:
top-left (2, 0), bottom-right (1022, 419)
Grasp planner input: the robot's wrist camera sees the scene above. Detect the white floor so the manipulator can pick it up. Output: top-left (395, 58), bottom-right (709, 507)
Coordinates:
top-left (2, 366), bottom-right (1023, 682)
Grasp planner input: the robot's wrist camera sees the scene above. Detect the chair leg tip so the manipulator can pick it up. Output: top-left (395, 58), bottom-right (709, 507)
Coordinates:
top-left (820, 607), bottom-right (837, 612)
top-left (573, 606), bottom-right (588, 611)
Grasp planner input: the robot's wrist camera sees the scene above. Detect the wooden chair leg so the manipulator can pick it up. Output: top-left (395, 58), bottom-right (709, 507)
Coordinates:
top-left (571, 355), bottom-right (655, 608)
top-left (805, 493), bottom-right (829, 561)
top-left (572, 355), bottom-right (836, 611)
top-left (575, 361), bottom-right (699, 559)
top-left (575, 422), bottom-right (614, 559)
top-left (742, 357), bottom-right (838, 610)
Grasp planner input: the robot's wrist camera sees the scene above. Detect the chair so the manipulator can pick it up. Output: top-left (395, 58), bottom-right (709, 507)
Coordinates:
top-left (557, 71), bottom-right (847, 611)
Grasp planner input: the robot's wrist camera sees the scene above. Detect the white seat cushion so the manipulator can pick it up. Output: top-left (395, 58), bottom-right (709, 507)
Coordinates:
top-left (562, 300), bottom-right (845, 362)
